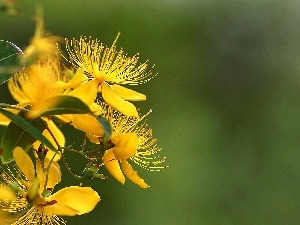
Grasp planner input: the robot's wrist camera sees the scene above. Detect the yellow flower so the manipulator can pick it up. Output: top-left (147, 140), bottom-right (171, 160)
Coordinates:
top-left (0, 165), bottom-right (28, 224)
top-left (0, 147), bottom-right (100, 224)
top-left (102, 110), bottom-right (165, 188)
top-left (0, 60), bottom-right (65, 126)
top-left (64, 34), bottom-right (156, 117)
top-left (24, 7), bottom-right (62, 62)
top-left (5, 60), bottom-right (68, 160)
top-left (8, 60), bottom-right (67, 106)
top-left (0, 210), bottom-right (24, 225)
top-left (0, 184), bottom-right (15, 203)
top-left (51, 72), bottom-right (106, 137)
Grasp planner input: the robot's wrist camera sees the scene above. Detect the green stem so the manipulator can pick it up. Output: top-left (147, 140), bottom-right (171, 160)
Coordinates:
top-left (62, 153), bottom-right (83, 179)
top-left (40, 118), bottom-right (61, 190)
top-left (0, 103), bottom-right (30, 111)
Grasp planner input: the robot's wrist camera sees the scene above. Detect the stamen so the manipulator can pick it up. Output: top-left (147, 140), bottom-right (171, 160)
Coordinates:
top-left (64, 34), bottom-right (156, 85)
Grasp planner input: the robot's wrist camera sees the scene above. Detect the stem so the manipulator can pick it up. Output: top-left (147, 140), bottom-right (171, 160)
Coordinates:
top-left (40, 118), bottom-right (62, 190)
top-left (0, 103), bottom-right (30, 111)
top-left (42, 119), bottom-right (60, 147)
top-left (62, 153), bottom-right (82, 179)
top-left (66, 147), bottom-right (104, 155)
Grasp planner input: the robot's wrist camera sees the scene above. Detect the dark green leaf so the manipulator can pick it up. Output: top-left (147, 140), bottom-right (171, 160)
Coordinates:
top-left (1, 114), bottom-right (44, 164)
top-left (0, 40), bottom-right (23, 85)
top-left (30, 95), bottom-right (91, 118)
top-left (0, 108), bottom-right (57, 164)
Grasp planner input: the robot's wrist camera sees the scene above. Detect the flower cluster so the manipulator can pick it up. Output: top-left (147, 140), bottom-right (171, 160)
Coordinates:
top-left (0, 10), bottom-right (166, 225)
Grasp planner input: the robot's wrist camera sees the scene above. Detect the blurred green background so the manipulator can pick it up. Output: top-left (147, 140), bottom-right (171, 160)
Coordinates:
top-left (1, 0), bottom-right (300, 224)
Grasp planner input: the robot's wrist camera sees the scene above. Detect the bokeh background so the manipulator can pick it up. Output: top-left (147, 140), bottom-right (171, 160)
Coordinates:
top-left (1, 0), bottom-right (300, 224)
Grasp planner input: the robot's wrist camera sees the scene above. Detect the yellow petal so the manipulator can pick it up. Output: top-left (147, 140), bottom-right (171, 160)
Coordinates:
top-left (72, 114), bottom-right (104, 136)
top-left (45, 160), bottom-right (61, 188)
top-left (120, 159), bottom-right (149, 188)
top-left (35, 159), bottom-right (44, 190)
top-left (27, 178), bottom-right (39, 202)
top-left (41, 202), bottom-right (79, 216)
top-left (101, 82), bottom-right (138, 117)
top-left (27, 97), bottom-right (59, 119)
top-left (111, 133), bottom-right (138, 160)
top-left (0, 114), bottom-right (11, 126)
top-left (44, 186), bottom-right (100, 215)
top-left (0, 186), bottom-right (15, 202)
top-left (111, 84), bottom-right (146, 101)
top-left (0, 103), bottom-right (28, 125)
top-left (86, 133), bottom-right (101, 144)
top-left (69, 69), bottom-right (89, 85)
top-left (13, 147), bottom-right (35, 183)
top-left (68, 79), bottom-right (98, 106)
top-left (47, 119), bottom-right (65, 148)
top-left (0, 108), bottom-right (20, 126)
top-left (102, 149), bottom-right (125, 184)
top-left (55, 114), bottom-right (72, 123)
top-left (0, 210), bottom-right (24, 224)
top-left (54, 69), bottom-right (88, 89)
top-left (36, 158), bottom-right (61, 190)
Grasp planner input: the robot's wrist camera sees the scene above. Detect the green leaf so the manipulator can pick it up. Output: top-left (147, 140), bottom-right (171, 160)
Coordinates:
top-left (0, 108), bottom-right (57, 164)
top-left (96, 116), bottom-right (112, 138)
top-left (1, 115), bottom-right (43, 164)
top-left (0, 40), bottom-right (23, 85)
top-left (29, 95), bottom-right (92, 118)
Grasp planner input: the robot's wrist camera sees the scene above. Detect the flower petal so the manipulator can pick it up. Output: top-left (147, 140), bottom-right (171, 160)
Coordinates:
top-left (102, 148), bottom-right (125, 184)
top-left (27, 178), bottom-right (39, 202)
top-left (0, 210), bottom-right (25, 224)
top-left (101, 82), bottom-right (138, 117)
top-left (55, 114), bottom-right (73, 123)
top-left (42, 202), bottom-right (79, 216)
top-left (27, 97), bottom-right (59, 118)
top-left (111, 133), bottom-right (138, 160)
top-left (86, 133), bottom-right (100, 144)
top-left (13, 147), bottom-right (35, 183)
top-left (46, 119), bottom-right (65, 148)
top-left (68, 79), bottom-right (98, 106)
top-left (0, 108), bottom-right (20, 126)
top-left (72, 114), bottom-right (104, 136)
top-left (46, 160), bottom-right (61, 188)
top-left (111, 84), bottom-right (146, 101)
top-left (120, 159), bottom-right (149, 188)
top-left (0, 103), bottom-right (28, 126)
top-left (40, 201), bottom-right (78, 216)
top-left (0, 186), bottom-right (15, 202)
top-left (69, 69), bottom-right (88, 84)
top-left (44, 186), bottom-right (100, 216)
top-left (54, 69), bottom-right (88, 89)
top-left (36, 158), bottom-right (61, 190)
